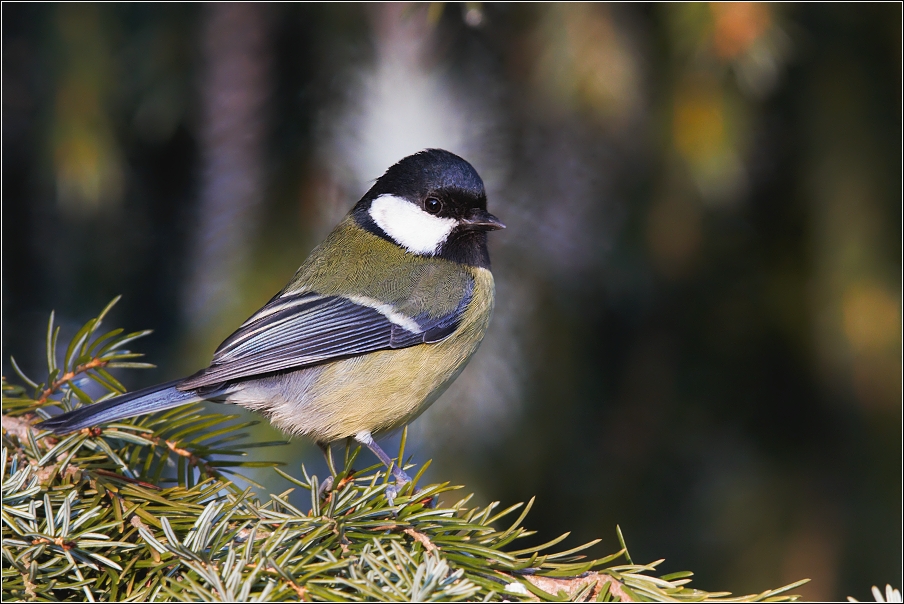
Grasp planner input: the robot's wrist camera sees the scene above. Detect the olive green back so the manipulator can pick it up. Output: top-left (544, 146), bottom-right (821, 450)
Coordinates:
top-left (283, 217), bottom-right (474, 319)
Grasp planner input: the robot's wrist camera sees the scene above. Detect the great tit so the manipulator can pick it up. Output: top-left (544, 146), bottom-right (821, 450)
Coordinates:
top-left (38, 149), bottom-right (504, 495)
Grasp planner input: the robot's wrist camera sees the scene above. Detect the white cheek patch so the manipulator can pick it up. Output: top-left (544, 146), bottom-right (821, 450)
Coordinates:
top-left (368, 194), bottom-right (457, 255)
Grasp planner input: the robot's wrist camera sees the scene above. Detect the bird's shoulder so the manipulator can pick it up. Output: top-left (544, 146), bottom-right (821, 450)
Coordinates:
top-left (176, 218), bottom-right (490, 391)
top-left (283, 217), bottom-right (479, 317)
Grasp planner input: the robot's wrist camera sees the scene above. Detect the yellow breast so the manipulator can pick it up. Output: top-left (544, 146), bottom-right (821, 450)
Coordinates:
top-left (265, 267), bottom-right (495, 443)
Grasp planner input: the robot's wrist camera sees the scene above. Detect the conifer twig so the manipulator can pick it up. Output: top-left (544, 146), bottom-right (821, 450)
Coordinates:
top-left (36, 358), bottom-right (110, 405)
top-left (1, 301), bottom-right (809, 602)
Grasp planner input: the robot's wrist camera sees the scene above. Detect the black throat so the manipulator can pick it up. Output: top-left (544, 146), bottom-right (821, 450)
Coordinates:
top-left (438, 226), bottom-right (491, 269)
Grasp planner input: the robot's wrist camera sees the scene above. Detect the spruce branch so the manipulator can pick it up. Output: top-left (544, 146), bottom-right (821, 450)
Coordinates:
top-left (2, 300), bottom-right (810, 602)
top-left (34, 357), bottom-right (113, 406)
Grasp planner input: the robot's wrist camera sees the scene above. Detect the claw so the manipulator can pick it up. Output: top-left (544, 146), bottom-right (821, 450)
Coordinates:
top-left (386, 472), bottom-right (410, 513)
top-left (318, 475), bottom-right (334, 497)
top-left (385, 483), bottom-right (399, 510)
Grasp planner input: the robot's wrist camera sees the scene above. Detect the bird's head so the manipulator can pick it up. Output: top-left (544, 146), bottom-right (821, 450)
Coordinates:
top-left (353, 149), bottom-right (504, 267)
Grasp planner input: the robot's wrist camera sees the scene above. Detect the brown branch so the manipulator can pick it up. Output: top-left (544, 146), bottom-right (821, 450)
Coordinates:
top-left (285, 578), bottom-right (308, 601)
top-left (3, 413), bottom-right (219, 491)
top-left (36, 358), bottom-right (110, 405)
top-left (529, 573), bottom-right (633, 602)
top-left (280, 575), bottom-right (308, 600)
top-left (236, 526), bottom-right (271, 542)
top-left (132, 429), bottom-right (221, 478)
top-left (22, 574), bottom-right (37, 599)
top-left (403, 527), bottom-right (438, 552)
top-left (156, 433), bottom-right (221, 478)
top-left (243, 562), bottom-right (308, 600)
top-left (1, 414), bottom-right (39, 443)
top-left (31, 536), bottom-right (76, 551)
top-left (5, 409), bottom-right (219, 480)
top-left (35, 463), bottom-right (79, 484)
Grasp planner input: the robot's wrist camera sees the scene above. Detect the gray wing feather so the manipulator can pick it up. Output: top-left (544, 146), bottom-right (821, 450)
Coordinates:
top-left (178, 282), bottom-right (472, 391)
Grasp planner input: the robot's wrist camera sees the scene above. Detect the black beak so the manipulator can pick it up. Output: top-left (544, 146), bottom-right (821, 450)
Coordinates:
top-left (460, 209), bottom-right (506, 231)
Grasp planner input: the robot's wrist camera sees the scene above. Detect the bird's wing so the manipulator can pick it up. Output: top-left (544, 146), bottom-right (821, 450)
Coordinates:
top-left (177, 282), bottom-right (473, 390)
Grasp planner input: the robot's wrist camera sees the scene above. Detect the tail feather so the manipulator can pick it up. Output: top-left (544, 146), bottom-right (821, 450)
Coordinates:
top-left (37, 380), bottom-right (202, 434)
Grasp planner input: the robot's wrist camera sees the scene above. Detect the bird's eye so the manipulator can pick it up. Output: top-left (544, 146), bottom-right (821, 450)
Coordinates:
top-left (424, 198), bottom-right (442, 214)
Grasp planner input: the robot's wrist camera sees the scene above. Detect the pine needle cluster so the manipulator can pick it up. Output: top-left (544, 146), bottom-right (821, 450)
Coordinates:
top-left (2, 299), bottom-right (808, 601)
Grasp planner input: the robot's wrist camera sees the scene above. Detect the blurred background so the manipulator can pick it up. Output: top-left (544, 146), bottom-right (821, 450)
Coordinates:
top-left (2, 3), bottom-right (901, 600)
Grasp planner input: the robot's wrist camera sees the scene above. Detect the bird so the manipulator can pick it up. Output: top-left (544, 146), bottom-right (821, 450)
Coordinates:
top-left (38, 149), bottom-right (504, 499)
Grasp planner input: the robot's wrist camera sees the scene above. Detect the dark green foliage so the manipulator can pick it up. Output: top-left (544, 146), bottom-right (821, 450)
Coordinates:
top-left (1, 301), bottom-right (808, 601)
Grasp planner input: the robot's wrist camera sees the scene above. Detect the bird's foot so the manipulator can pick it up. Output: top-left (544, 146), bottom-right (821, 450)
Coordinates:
top-left (385, 484), bottom-right (398, 508)
top-left (385, 468), bottom-right (412, 510)
top-left (353, 431), bottom-right (422, 512)
top-left (318, 475), bottom-right (334, 497)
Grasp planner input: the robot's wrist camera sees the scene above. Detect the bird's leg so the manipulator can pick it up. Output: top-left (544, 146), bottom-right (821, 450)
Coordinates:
top-left (317, 442), bottom-right (335, 495)
top-left (355, 431), bottom-right (411, 507)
